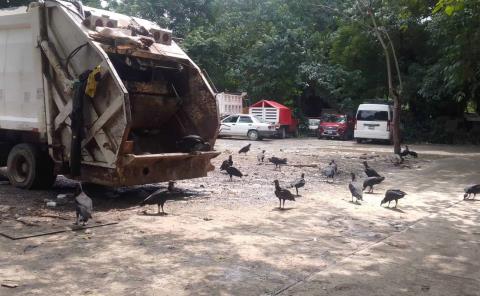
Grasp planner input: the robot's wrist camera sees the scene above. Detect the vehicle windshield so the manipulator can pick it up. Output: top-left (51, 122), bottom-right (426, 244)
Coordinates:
top-left (309, 119), bottom-right (320, 126)
top-left (321, 114), bottom-right (346, 123)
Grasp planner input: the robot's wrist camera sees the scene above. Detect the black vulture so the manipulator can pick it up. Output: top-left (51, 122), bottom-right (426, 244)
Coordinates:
top-left (323, 165), bottom-right (335, 183)
top-left (400, 145), bottom-right (418, 158)
top-left (363, 161), bottom-right (381, 177)
top-left (75, 183), bottom-right (93, 226)
top-left (239, 144), bottom-right (251, 154)
top-left (226, 166), bottom-right (243, 181)
top-left (363, 176), bottom-right (385, 193)
top-left (464, 184), bottom-right (480, 199)
top-left (381, 189), bottom-right (407, 208)
top-left (330, 160), bottom-right (338, 175)
top-left (348, 173), bottom-right (363, 203)
top-left (257, 150), bottom-right (266, 163)
top-left (288, 173), bottom-right (305, 196)
top-left (176, 135), bottom-right (210, 153)
top-left (220, 155), bottom-right (233, 171)
top-left (274, 180), bottom-right (295, 209)
top-left (140, 181), bottom-right (177, 214)
top-left (269, 157), bottom-right (287, 170)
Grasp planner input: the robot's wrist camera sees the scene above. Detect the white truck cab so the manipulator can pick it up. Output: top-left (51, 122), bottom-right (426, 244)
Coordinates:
top-left (354, 103), bottom-right (393, 143)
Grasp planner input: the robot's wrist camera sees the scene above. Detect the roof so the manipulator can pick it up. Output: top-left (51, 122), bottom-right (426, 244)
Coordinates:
top-left (250, 100), bottom-right (289, 110)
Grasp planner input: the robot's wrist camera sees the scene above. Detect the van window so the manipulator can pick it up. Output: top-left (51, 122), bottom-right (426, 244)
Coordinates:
top-left (357, 110), bottom-right (389, 121)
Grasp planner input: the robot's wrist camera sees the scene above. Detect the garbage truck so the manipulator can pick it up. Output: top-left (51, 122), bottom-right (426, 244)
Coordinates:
top-left (0, 1), bottom-right (220, 189)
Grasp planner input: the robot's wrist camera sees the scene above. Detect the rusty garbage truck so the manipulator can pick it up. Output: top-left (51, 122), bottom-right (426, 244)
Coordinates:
top-left (0, 1), bottom-right (220, 189)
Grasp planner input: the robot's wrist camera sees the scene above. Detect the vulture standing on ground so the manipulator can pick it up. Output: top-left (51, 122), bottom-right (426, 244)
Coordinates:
top-left (226, 166), bottom-right (243, 181)
top-left (363, 176), bottom-right (386, 193)
top-left (220, 155), bottom-right (233, 171)
top-left (288, 173), bottom-right (305, 196)
top-left (176, 135), bottom-right (210, 153)
top-left (140, 181), bottom-right (178, 214)
top-left (330, 160), bottom-right (338, 175)
top-left (464, 184), bottom-right (480, 199)
top-left (363, 161), bottom-right (381, 177)
top-left (269, 157), bottom-right (287, 170)
top-left (75, 183), bottom-right (93, 226)
top-left (400, 145), bottom-right (418, 158)
top-left (381, 189), bottom-right (407, 208)
top-left (323, 164), bottom-right (335, 183)
top-left (274, 180), bottom-right (295, 209)
top-left (348, 173), bottom-right (363, 203)
top-left (257, 150), bottom-right (266, 163)
top-left (239, 144), bottom-right (251, 154)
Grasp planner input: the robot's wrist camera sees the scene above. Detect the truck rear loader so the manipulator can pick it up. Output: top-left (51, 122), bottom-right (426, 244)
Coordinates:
top-left (0, 1), bottom-right (220, 189)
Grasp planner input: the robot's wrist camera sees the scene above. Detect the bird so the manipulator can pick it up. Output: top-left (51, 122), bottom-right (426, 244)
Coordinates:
top-left (288, 173), bottom-right (305, 196)
top-left (363, 176), bottom-right (385, 193)
top-left (464, 184), bottom-right (480, 199)
top-left (274, 180), bottom-right (295, 209)
top-left (391, 154), bottom-right (404, 166)
top-left (400, 145), bottom-right (418, 158)
top-left (257, 150), bottom-right (266, 163)
top-left (363, 161), bottom-right (381, 177)
top-left (239, 144), bottom-right (251, 154)
top-left (74, 183), bottom-right (93, 226)
top-left (226, 166), bottom-right (243, 181)
top-left (381, 189), bottom-right (407, 208)
top-left (329, 160), bottom-right (338, 175)
top-left (348, 173), bottom-right (363, 203)
top-left (269, 157), bottom-right (287, 170)
top-left (323, 164), bottom-right (335, 183)
top-left (140, 181), bottom-right (178, 215)
top-left (176, 135), bottom-right (210, 153)
top-left (220, 155), bottom-right (233, 171)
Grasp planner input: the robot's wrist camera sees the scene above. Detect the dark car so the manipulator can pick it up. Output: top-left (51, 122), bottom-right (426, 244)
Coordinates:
top-left (318, 114), bottom-right (355, 140)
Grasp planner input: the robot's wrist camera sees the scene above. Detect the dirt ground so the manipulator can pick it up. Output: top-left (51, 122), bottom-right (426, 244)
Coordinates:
top-left (0, 138), bottom-right (479, 295)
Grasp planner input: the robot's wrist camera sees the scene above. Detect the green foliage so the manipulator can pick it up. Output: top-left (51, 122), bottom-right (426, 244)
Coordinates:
top-left (0, 0), bottom-right (30, 8)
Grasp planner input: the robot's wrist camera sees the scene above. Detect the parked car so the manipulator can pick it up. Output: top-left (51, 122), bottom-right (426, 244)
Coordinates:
top-left (318, 114), bottom-right (355, 140)
top-left (354, 103), bottom-right (393, 143)
top-left (307, 118), bottom-right (321, 136)
top-left (219, 114), bottom-right (277, 140)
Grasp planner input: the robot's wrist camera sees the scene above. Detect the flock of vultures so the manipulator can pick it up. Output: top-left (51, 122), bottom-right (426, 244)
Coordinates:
top-left (73, 138), bottom-right (480, 226)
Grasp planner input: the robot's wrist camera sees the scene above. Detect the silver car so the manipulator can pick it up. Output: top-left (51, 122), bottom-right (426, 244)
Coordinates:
top-left (219, 114), bottom-right (278, 140)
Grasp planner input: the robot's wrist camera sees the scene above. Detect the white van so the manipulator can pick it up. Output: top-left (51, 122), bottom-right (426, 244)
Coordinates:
top-left (354, 104), bottom-right (393, 143)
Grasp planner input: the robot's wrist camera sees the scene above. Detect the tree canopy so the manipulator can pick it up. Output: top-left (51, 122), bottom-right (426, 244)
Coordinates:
top-left (2, 0), bottom-right (479, 143)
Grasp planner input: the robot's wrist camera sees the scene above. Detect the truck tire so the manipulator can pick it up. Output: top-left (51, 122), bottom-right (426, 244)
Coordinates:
top-left (7, 144), bottom-right (56, 190)
top-left (247, 130), bottom-right (260, 141)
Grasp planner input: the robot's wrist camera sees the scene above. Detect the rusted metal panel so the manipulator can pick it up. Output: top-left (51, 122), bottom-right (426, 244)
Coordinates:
top-left (78, 151), bottom-right (220, 187)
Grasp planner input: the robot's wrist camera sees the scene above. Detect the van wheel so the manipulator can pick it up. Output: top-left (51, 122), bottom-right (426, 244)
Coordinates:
top-left (248, 130), bottom-right (260, 141)
top-left (7, 144), bottom-right (56, 190)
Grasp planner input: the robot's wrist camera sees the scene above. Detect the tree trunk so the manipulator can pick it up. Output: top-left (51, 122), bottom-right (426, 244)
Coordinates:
top-left (391, 92), bottom-right (401, 154)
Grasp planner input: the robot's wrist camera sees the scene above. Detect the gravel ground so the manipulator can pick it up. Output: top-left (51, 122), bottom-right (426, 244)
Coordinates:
top-left (0, 138), bottom-right (479, 295)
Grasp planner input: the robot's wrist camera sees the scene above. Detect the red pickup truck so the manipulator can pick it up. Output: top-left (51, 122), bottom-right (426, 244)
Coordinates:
top-left (317, 114), bottom-right (355, 140)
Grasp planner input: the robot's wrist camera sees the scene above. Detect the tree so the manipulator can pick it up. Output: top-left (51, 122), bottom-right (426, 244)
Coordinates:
top-left (0, 0), bottom-right (30, 8)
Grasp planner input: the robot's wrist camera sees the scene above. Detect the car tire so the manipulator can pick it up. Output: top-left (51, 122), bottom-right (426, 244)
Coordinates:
top-left (7, 144), bottom-right (56, 190)
top-left (247, 130), bottom-right (260, 141)
top-left (356, 138), bottom-right (363, 144)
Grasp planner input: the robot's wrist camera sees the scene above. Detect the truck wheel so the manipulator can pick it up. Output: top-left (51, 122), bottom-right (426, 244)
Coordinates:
top-left (248, 130), bottom-right (259, 141)
top-left (7, 144), bottom-right (56, 189)
top-left (279, 127), bottom-right (287, 139)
